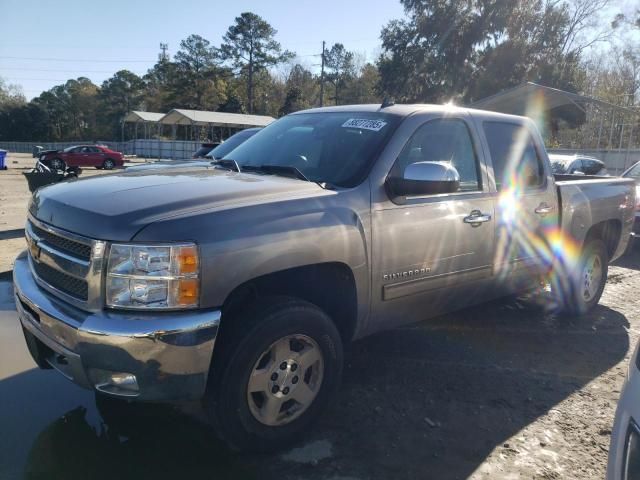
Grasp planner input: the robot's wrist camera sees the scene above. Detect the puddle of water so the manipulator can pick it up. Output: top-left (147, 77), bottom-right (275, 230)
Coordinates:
top-left (281, 439), bottom-right (333, 464)
top-left (0, 281), bottom-right (259, 480)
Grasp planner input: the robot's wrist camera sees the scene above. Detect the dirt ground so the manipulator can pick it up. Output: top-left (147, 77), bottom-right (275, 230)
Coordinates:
top-left (0, 152), bottom-right (638, 479)
top-left (0, 152), bottom-right (148, 274)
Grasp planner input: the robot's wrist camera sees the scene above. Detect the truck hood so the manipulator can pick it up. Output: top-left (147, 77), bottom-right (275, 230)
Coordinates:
top-left (29, 167), bottom-right (327, 241)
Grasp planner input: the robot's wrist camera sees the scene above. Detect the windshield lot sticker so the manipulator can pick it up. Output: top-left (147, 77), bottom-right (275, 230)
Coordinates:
top-left (342, 118), bottom-right (388, 131)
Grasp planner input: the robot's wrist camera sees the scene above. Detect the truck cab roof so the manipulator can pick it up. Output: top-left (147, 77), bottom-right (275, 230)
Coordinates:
top-left (295, 103), bottom-right (531, 124)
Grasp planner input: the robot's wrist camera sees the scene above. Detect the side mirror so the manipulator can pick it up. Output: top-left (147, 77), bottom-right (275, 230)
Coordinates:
top-left (387, 161), bottom-right (460, 199)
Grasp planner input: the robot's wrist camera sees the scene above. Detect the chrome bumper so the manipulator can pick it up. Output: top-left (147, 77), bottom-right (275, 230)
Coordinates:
top-left (13, 252), bottom-right (221, 401)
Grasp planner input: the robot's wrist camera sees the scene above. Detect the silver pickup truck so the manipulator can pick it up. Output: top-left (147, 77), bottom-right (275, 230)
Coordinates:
top-left (14, 104), bottom-right (636, 450)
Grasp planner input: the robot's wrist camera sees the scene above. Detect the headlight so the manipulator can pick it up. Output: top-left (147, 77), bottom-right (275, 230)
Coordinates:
top-left (106, 243), bottom-right (199, 309)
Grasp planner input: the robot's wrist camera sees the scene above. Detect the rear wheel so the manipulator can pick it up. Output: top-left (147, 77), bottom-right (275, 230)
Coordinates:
top-left (102, 158), bottom-right (115, 170)
top-left (563, 238), bottom-right (608, 315)
top-left (205, 298), bottom-right (343, 451)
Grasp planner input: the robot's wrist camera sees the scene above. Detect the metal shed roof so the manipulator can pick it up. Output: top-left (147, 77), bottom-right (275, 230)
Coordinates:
top-left (123, 111), bottom-right (165, 123)
top-left (159, 109), bottom-right (275, 128)
top-left (470, 82), bottom-right (635, 115)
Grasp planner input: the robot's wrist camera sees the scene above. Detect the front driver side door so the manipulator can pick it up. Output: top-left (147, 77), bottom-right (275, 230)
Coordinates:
top-left (370, 115), bottom-right (496, 330)
top-left (77, 146), bottom-right (98, 166)
top-left (63, 147), bottom-right (83, 167)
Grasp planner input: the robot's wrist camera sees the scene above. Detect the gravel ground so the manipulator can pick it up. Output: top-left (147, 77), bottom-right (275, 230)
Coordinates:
top-left (0, 152), bottom-right (638, 479)
top-left (0, 152), bottom-right (149, 273)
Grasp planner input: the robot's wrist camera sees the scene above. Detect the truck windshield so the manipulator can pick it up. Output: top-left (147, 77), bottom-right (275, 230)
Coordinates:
top-left (624, 163), bottom-right (640, 183)
top-left (224, 112), bottom-right (401, 187)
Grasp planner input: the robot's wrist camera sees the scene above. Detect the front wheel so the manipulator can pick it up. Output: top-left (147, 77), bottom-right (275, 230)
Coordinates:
top-left (102, 158), bottom-right (115, 170)
top-left (205, 298), bottom-right (343, 451)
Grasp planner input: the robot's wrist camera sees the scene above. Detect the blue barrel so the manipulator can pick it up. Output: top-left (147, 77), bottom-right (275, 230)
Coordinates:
top-left (0, 150), bottom-right (7, 170)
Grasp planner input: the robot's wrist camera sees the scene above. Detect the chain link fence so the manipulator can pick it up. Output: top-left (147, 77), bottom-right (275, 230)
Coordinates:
top-left (0, 140), bottom-right (203, 160)
top-left (1, 142), bottom-right (639, 173)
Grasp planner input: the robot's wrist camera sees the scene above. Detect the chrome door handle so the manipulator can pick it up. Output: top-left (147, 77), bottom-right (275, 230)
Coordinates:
top-left (534, 203), bottom-right (554, 215)
top-left (464, 210), bottom-right (492, 226)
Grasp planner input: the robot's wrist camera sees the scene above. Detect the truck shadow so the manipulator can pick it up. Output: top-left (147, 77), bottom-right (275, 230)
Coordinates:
top-left (3, 297), bottom-right (630, 480)
top-left (327, 298), bottom-right (630, 479)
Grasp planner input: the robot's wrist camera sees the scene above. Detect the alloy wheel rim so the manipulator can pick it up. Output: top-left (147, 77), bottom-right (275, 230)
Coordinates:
top-left (582, 253), bottom-right (602, 302)
top-left (246, 334), bottom-right (324, 426)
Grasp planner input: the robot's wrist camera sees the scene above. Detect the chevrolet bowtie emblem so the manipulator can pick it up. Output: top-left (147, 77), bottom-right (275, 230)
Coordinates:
top-left (28, 236), bottom-right (41, 261)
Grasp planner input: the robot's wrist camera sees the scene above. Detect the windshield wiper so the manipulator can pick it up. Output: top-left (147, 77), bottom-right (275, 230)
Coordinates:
top-left (242, 164), bottom-right (311, 181)
top-left (233, 164), bottom-right (334, 189)
top-left (211, 159), bottom-right (241, 172)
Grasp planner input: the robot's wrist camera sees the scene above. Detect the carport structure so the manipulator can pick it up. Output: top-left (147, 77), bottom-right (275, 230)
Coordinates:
top-left (471, 82), bottom-right (639, 154)
top-left (159, 109), bottom-right (275, 142)
top-left (122, 111), bottom-right (165, 141)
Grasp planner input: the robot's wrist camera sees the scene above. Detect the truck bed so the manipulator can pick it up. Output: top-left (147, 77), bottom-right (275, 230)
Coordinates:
top-left (554, 175), bottom-right (636, 262)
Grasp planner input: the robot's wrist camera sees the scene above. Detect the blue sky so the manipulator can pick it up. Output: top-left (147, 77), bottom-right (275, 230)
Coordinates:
top-left (0, 0), bottom-right (405, 99)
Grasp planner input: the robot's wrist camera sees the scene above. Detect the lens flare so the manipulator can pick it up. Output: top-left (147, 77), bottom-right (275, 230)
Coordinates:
top-left (493, 93), bottom-right (583, 312)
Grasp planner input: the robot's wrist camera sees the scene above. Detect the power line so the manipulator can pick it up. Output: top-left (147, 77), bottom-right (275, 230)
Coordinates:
top-left (0, 67), bottom-right (147, 73)
top-left (3, 77), bottom-right (80, 81)
top-left (0, 56), bottom-right (152, 63)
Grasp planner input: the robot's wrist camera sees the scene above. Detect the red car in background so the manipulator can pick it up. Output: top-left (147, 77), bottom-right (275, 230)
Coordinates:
top-left (41, 145), bottom-right (125, 170)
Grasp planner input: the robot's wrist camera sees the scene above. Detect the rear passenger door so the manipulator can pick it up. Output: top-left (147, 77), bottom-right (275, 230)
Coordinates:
top-left (480, 121), bottom-right (559, 285)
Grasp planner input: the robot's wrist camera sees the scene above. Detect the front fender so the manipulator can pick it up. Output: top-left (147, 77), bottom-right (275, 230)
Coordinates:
top-left (133, 185), bottom-right (372, 312)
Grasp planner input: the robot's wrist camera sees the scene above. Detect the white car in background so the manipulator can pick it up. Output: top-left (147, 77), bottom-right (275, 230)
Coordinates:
top-left (549, 153), bottom-right (609, 176)
top-left (608, 342), bottom-right (640, 479)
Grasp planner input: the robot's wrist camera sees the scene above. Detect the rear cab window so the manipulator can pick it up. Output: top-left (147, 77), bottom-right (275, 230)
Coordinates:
top-left (482, 121), bottom-right (545, 191)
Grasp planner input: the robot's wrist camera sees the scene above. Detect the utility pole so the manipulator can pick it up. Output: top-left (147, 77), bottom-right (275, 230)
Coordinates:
top-left (159, 43), bottom-right (169, 62)
top-left (320, 41), bottom-right (326, 107)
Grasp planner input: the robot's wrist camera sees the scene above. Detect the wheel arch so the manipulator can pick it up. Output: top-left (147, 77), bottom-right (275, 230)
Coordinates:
top-left (583, 219), bottom-right (622, 260)
top-left (220, 262), bottom-right (359, 345)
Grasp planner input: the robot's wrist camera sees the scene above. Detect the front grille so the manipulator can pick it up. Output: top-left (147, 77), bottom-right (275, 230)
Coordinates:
top-left (29, 222), bottom-right (92, 260)
top-left (32, 260), bottom-right (89, 301)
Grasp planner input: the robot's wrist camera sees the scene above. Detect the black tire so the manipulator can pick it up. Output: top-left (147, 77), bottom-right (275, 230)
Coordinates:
top-left (205, 297), bottom-right (343, 452)
top-left (102, 158), bottom-right (115, 170)
top-left (562, 238), bottom-right (608, 315)
top-left (51, 158), bottom-right (65, 171)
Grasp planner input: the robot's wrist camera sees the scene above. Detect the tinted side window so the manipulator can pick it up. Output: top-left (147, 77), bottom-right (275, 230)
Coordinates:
top-left (581, 159), bottom-right (601, 175)
top-left (483, 122), bottom-right (545, 191)
top-left (396, 119), bottom-right (481, 192)
top-left (571, 160), bottom-right (583, 173)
